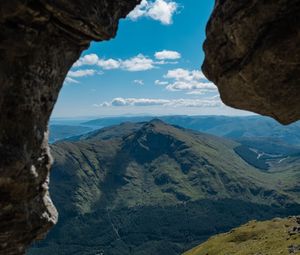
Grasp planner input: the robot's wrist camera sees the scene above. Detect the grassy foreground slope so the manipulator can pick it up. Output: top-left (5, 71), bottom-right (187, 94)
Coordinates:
top-left (184, 217), bottom-right (300, 255)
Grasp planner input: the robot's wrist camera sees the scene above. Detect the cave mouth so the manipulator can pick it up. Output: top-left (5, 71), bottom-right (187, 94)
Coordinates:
top-left (1, 0), bottom-right (300, 254)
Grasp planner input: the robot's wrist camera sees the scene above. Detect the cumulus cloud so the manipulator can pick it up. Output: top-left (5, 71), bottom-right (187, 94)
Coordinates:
top-left (127, 0), bottom-right (149, 20)
top-left (127, 0), bottom-right (179, 25)
top-left (73, 53), bottom-right (178, 72)
top-left (166, 81), bottom-right (216, 92)
top-left (186, 90), bottom-right (206, 95)
top-left (155, 50), bottom-right (181, 60)
top-left (64, 69), bottom-right (99, 84)
top-left (134, 80), bottom-right (144, 85)
top-left (95, 97), bottom-right (222, 108)
top-left (64, 77), bottom-right (79, 84)
top-left (67, 69), bottom-right (97, 78)
top-left (164, 68), bottom-right (205, 80)
top-left (158, 68), bottom-right (217, 94)
top-left (96, 98), bottom-right (170, 107)
top-left (73, 54), bottom-right (99, 67)
top-left (74, 54), bottom-right (120, 70)
top-left (121, 54), bottom-right (154, 71)
top-left (98, 58), bottom-right (121, 70)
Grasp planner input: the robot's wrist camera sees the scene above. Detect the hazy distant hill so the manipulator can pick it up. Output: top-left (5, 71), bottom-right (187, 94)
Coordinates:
top-left (28, 120), bottom-right (300, 255)
top-left (49, 125), bottom-right (93, 143)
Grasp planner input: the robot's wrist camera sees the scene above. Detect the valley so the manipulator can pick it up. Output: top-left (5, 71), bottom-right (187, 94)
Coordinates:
top-left (29, 118), bottom-right (300, 255)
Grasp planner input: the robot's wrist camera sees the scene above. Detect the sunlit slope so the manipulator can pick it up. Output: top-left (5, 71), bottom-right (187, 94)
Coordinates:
top-left (183, 217), bottom-right (300, 255)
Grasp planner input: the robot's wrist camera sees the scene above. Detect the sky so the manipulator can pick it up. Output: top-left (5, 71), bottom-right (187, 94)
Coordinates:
top-left (52, 0), bottom-right (252, 119)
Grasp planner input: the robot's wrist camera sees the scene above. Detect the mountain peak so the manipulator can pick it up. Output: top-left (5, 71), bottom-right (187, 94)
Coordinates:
top-left (141, 118), bottom-right (168, 130)
top-left (148, 118), bottom-right (165, 124)
top-left (38, 120), bottom-right (300, 255)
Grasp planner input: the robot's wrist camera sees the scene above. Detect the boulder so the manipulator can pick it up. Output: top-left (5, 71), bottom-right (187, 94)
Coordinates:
top-left (203, 0), bottom-right (300, 124)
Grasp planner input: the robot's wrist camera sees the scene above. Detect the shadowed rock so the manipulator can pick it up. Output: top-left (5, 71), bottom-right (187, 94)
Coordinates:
top-left (1, 0), bottom-right (300, 254)
top-left (0, 1), bottom-right (140, 254)
top-left (203, 0), bottom-right (300, 124)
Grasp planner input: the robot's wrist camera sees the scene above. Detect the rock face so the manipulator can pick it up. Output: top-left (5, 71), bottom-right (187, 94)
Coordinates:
top-left (203, 0), bottom-right (300, 124)
top-left (0, 1), bottom-right (140, 254)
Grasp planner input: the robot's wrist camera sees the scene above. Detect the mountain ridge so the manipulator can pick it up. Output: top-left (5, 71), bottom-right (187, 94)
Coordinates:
top-left (28, 120), bottom-right (300, 255)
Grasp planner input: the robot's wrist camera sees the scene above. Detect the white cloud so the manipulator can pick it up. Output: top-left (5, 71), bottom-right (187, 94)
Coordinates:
top-left (73, 54), bottom-right (99, 67)
top-left (159, 68), bottom-right (217, 94)
top-left (97, 58), bottom-right (120, 70)
top-left (155, 60), bottom-right (178, 65)
top-left (164, 68), bottom-right (190, 80)
top-left (190, 70), bottom-right (207, 80)
top-left (134, 80), bottom-right (144, 85)
top-left (127, 0), bottom-right (179, 25)
top-left (65, 69), bottom-right (99, 84)
top-left (155, 50), bottom-right (181, 60)
top-left (164, 68), bottom-right (206, 81)
top-left (155, 80), bottom-right (169, 85)
top-left (186, 90), bottom-right (206, 95)
top-left (74, 54), bottom-right (120, 70)
top-left (96, 98), bottom-right (170, 107)
top-left (121, 54), bottom-right (154, 71)
top-left (73, 53), bottom-right (161, 72)
top-left (67, 69), bottom-right (97, 78)
top-left (148, 0), bottom-right (178, 25)
top-left (168, 98), bottom-right (222, 108)
top-left (166, 81), bottom-right (216, 92)
top-left (95, 97), bottom-right (222, 108)
top-left (127, 0), bottom-right (148, 20)
top-left (64, 77), bottom-right (79, 84)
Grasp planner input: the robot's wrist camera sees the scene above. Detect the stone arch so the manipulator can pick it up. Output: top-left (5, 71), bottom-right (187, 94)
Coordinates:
top-left (0, 0), bottom-right (299, 254)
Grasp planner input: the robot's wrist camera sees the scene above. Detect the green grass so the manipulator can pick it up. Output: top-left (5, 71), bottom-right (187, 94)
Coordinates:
top-left (27, 120), bottom-right (300, 255)
top-left (183, 217), bottom-right (300, 255)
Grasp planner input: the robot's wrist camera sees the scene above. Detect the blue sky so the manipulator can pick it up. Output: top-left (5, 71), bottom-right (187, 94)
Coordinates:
top-left (52, 0), bottom-right (252, 118)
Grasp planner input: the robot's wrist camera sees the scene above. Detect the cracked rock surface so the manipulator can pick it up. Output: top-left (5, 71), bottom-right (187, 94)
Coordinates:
top-left (0, 1), bottom-right (140, 254)
top-left (203, 0), bottom-right (300, 124)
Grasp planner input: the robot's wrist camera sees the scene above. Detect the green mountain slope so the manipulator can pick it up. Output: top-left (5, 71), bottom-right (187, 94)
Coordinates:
top-left (28, 120), bottom-right (300, 255)
top-left (183, 217), bottom-right (300, 255)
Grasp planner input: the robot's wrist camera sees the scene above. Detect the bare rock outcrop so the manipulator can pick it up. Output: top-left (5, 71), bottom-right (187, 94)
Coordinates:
top-left (203, 0), bottom-right (300, 124)
top-left (0, 1), bottom-right (140, 254)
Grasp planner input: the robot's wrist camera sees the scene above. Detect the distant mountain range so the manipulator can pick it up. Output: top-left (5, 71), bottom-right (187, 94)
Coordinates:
top-left (29, 120), bottom-right (300, 255)
top-left (82, 115), bottom-right (300, 145)
top-left (50, 115), bottom-right (300, 146)
top-left (49, 125), bottom-right (93, 143)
